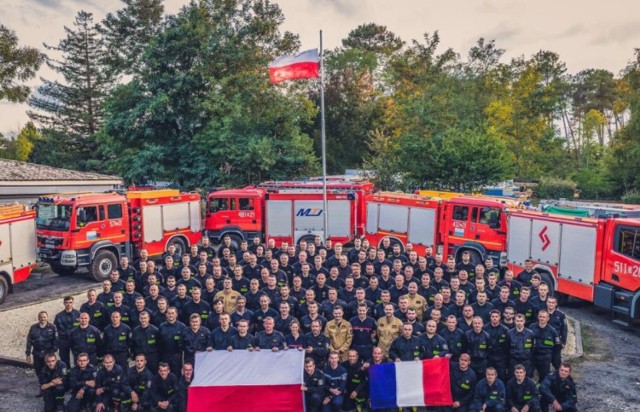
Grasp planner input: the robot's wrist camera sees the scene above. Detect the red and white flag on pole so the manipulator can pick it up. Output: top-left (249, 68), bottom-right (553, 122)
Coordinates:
top-left (187, 350), bottom-right (305, 412)
top-left (268, 49), bottom-right (320, 83)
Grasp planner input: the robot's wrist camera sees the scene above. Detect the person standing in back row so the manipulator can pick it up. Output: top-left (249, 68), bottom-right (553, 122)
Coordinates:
top-left (26, 311), bottom-right (58, 376)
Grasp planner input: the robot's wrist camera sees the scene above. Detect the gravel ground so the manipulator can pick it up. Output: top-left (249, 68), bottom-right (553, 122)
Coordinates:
top-left (0, 364), bottom-right (41, 412)
top-left (562, 299), bottom-right (640, 412)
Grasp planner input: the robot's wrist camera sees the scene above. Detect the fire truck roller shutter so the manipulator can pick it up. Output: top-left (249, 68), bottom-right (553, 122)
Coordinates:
top-left (408, 207), bottom-right (437, 248)
top-left (327, 201), bottom-right (351, 239)
top-left (9, 218), bottom-right (37, 271)
top-left (366, 203), bottom-right (379, 235)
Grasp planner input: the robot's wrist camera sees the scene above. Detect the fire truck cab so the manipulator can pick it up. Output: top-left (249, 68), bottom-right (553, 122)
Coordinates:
top-left (37, 190), bottom-right (201, 281)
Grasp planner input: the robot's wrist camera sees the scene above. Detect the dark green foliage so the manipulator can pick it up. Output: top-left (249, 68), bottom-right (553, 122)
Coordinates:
top-left (535, 178), bottom-right (576, 199)
top-left (0, 25), bottom-right (44, 103)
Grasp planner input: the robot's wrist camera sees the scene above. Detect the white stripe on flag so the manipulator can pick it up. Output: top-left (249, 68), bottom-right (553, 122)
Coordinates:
top-left (191, 350), bottom-right (305, 387)
top-left (395, 361), bottom-right (425, 407)
top-left (268, 49), bottom-right (318, 68)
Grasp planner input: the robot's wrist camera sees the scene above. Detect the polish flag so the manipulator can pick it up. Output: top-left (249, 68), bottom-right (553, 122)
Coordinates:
top-left (187, 350), bottom-right (305, 412)
top-left (268, 49), bottom-right (320, 83)
top-left (369, 357), bottom-right (453, 409)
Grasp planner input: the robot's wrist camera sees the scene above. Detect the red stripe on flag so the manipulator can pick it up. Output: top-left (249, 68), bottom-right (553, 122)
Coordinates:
top-left (187, 384), bottom-right (304, 412)
top-left (421, 357), bottom-right (454, 406)
top-left (269, 62), bottom-right (319, 83)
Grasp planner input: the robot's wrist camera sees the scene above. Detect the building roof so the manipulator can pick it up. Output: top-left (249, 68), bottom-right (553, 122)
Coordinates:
top-left (0, 159), bottom-right (121, 183)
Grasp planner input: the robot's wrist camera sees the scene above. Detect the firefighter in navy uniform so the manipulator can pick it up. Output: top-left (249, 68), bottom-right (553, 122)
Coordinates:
top-left (54, 296), bottom-right (80, 369)
top-left (70, 312), bottom-right (104, 366)
top-left (132, 311), bottom-right (161, 373)
top-left (342, 349), bottom-right (368, 412)
top-left (150, 362), bottom-right (179, 411)
top-left (66, 352), bottom-right (97, 412)
top-left (546, 297), bottom-right (568, 371)
top-left (159, 307), bottom-right (187, 375)
top-left (26, 311), bottom-right (58, 376)
top-left (102, 311), bottom-right (132, 371)
top-left (389, 323), bottom-right (422, 361)
top-left (484, 310), bottom-right (509, 383)
top-left (540, 363), bottom-right (578, 412)
top-left (506, 364), bottom-right (540, 412)
top-left (507, 314), bottom-right (535, 378)
top-left (530, 310), bottom-right (560, 382)
top-left (303, 357), bottom-right (326, 412)
top-left (175, 363), bottom-right (194, 412)
top-left (126, 354), bottom-right (154, 411)
top-left (450, 354), bottom-right (478, 412)
top-left (38, 353), bottom-right (68, 412)
top-left (95, 354), bottom-right (129, 412)
top-left (470, 367), bottom-right (506, 412)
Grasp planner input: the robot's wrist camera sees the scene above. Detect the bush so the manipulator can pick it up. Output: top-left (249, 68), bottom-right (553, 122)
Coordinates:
top-left (622, 190), bottom-right (640, 205)
top-left (573, 168), bottom-right (616, 200)
top-left (535, 178), bottom-right (576, 199)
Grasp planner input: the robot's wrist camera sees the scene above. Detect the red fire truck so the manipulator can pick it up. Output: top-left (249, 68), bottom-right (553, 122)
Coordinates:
top-left (204, 180), bottom-right (374, 246)
top-left (36, 190), bottom-right (202, 281)
top-left (0, 204), bottom-right (37, 304)
top-left (366, 191), bottom-right (640, 324)
top-left (365, 191), bottom-right (515, 266)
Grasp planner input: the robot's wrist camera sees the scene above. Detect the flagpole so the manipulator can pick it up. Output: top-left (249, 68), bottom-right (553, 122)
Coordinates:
top-left (320, 30), bottom-right (329, 243)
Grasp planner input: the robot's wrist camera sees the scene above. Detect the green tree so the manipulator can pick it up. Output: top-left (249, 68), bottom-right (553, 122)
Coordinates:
top-left (28, 11), bottom-right (112, 170)
top-left (0, 132), bottom-right (16, 159)
top-left (0, 25), bottom-right (44, 103)
top-left (13, 122), bottom-right (41, 161)
top-left (402, 127), bottom-right (513, 191)
top-left (101, 0), bottom-right (317, 187)
top-left (99, 0), bottom-right (164, 77)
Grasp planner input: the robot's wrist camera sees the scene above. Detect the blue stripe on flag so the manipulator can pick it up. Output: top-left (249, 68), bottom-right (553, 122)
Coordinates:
top-left (369, 363), bottom-right (398, 409)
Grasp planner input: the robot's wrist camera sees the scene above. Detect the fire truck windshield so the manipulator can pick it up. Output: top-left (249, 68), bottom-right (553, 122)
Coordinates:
top-left (36, 203), bottom-right (72, 231)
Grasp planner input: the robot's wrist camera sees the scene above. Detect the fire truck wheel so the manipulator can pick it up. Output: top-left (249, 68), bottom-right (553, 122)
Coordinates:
top-left (51, 264), bottom-right (75, 277)
top-left (555, 292), bottom-right (569, 306)
top-left (91, 250), bottom-right (117, 282)
top-left (170, 238), bottom-right (187, 257)
top-left (0, 276), bottom-right (8, 305)
top-left (228, 234), bottom-right (243, 249)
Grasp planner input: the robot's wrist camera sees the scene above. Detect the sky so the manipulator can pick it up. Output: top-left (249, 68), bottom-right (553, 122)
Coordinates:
top-left (1, 0), bottom-right (639, 135)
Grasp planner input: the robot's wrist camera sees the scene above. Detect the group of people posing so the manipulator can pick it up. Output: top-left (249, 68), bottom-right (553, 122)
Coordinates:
top-left (26, 235), bottom-right (577, 411)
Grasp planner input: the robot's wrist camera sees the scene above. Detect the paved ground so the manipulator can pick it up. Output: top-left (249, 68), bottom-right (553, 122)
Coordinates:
top-left (3, 270), bottom-right (640, 411)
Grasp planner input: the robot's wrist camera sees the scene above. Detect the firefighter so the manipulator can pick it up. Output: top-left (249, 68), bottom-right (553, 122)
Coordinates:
top-left (451, 353), bottom-right (478, 412)
top-left (440, 315), bottom-right (467, 362)
top-left (540, 363), bottom-right (578, 412)
top-left (305, 319), bottom-right (331, 367)
top-left (69, 312), bottom-right (104, 366)
top-left (158, 307), bottom-right (187, 375)
top-left (470, 367), bottom-right (506, 412)
top-left (66, 352), bottom-right (96, 412)
top-left (303, 357), bottom-right (326, 412)
top-left (324, 306), bottom-right (353, 362)
top-left (126, 354), bottom-right (154, 411)
top-left (95, 354), bottom-right (129, 412)
top-left (80, 289), bottom-right (108, 330)
top-left (349, 303), bottom-right (377, 361)
top-left (323, 352), bottom-right (348, 412)
top-left (465, 316), bottom-right (491, 377)
top-left (229, 319), bottom-right (256, 350)
top-left (254, 316), bottom-right (286, 350)
top-left (420, 319), bottom-right (449, 359)
top-left (507, 314), bottom-right (535, 378)
top-left (54, 296), bottom-right (80, 369)
top-left (132, 310), bottom-right (161, 373)
top-left (389, 323), bottom-right (422, 361)
top-left (546, 297), bottom-right (568, 370)
top-left (102, 311), bottom-right (132, 371)
top-left (183, 314), bottom-right (212, 365)
top-left (484, 310), bottom-right (510, 383)
top-left (150, 362), bottom-right (179, 411)
top-left (210, 312), bottom-right (239, 350)
top-left (342, 349), bottom-right (368, 412)
top-left (530, 310), bottom-right (560, 382)
top-left (175, 362), bottom-right (194, 412)
top-left (26, 311), bottom-right (58, 376)
top-left (506, 364), bottom-right (540, 412)
top-left (38, 353), bottom-right (68, 412)
top-left (516, 260), bottom-right (538, 287)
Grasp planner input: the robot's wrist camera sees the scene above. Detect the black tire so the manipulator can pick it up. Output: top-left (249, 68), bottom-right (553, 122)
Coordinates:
top-left (51, 264), bottom-right (75, 277)
top-left (228, 234), bottom-right (243, 250)
top-left (90, 250), bottom-right (117, 282)
top-left (170, 237), bottom-right (188, 257)
top-left (0, 276), bottom-right (8, 305)
top-left (555, 292), bottom-right (569, 306)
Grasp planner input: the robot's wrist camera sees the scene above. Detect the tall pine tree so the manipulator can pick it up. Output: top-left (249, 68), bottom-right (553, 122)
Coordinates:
top-left (28, 11), bottom-right (112, 170)
top-left (99, 0), bottom-right (164, 77)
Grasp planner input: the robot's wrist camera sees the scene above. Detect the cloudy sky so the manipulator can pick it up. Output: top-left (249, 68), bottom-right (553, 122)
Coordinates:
top-left (1, 0), bottom-right (639, 135)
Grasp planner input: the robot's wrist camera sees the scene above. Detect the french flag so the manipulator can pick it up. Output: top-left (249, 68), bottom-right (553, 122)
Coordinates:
top-left (268, 49), bottom-right (320, 83)
top-left (369, 357), bottom-right (453, 409)
top-left (187, 350), bottom-right (305, 412)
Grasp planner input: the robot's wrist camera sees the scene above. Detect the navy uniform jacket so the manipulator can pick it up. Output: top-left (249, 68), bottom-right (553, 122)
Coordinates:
top-left (450, 364), bottom-right (477, 406)
top-left (540, 371), bottom-right (577, 411)
top-left (471, 378), bottom-right (506, 412)
top-left (389, 335), bottom-right (422, 361)
top-left (255, 330), bottom-right (286, 350)
top-left (26, 322), bottom-right (58, 356)
top-left (506, 377), bottom-right (540, 410)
